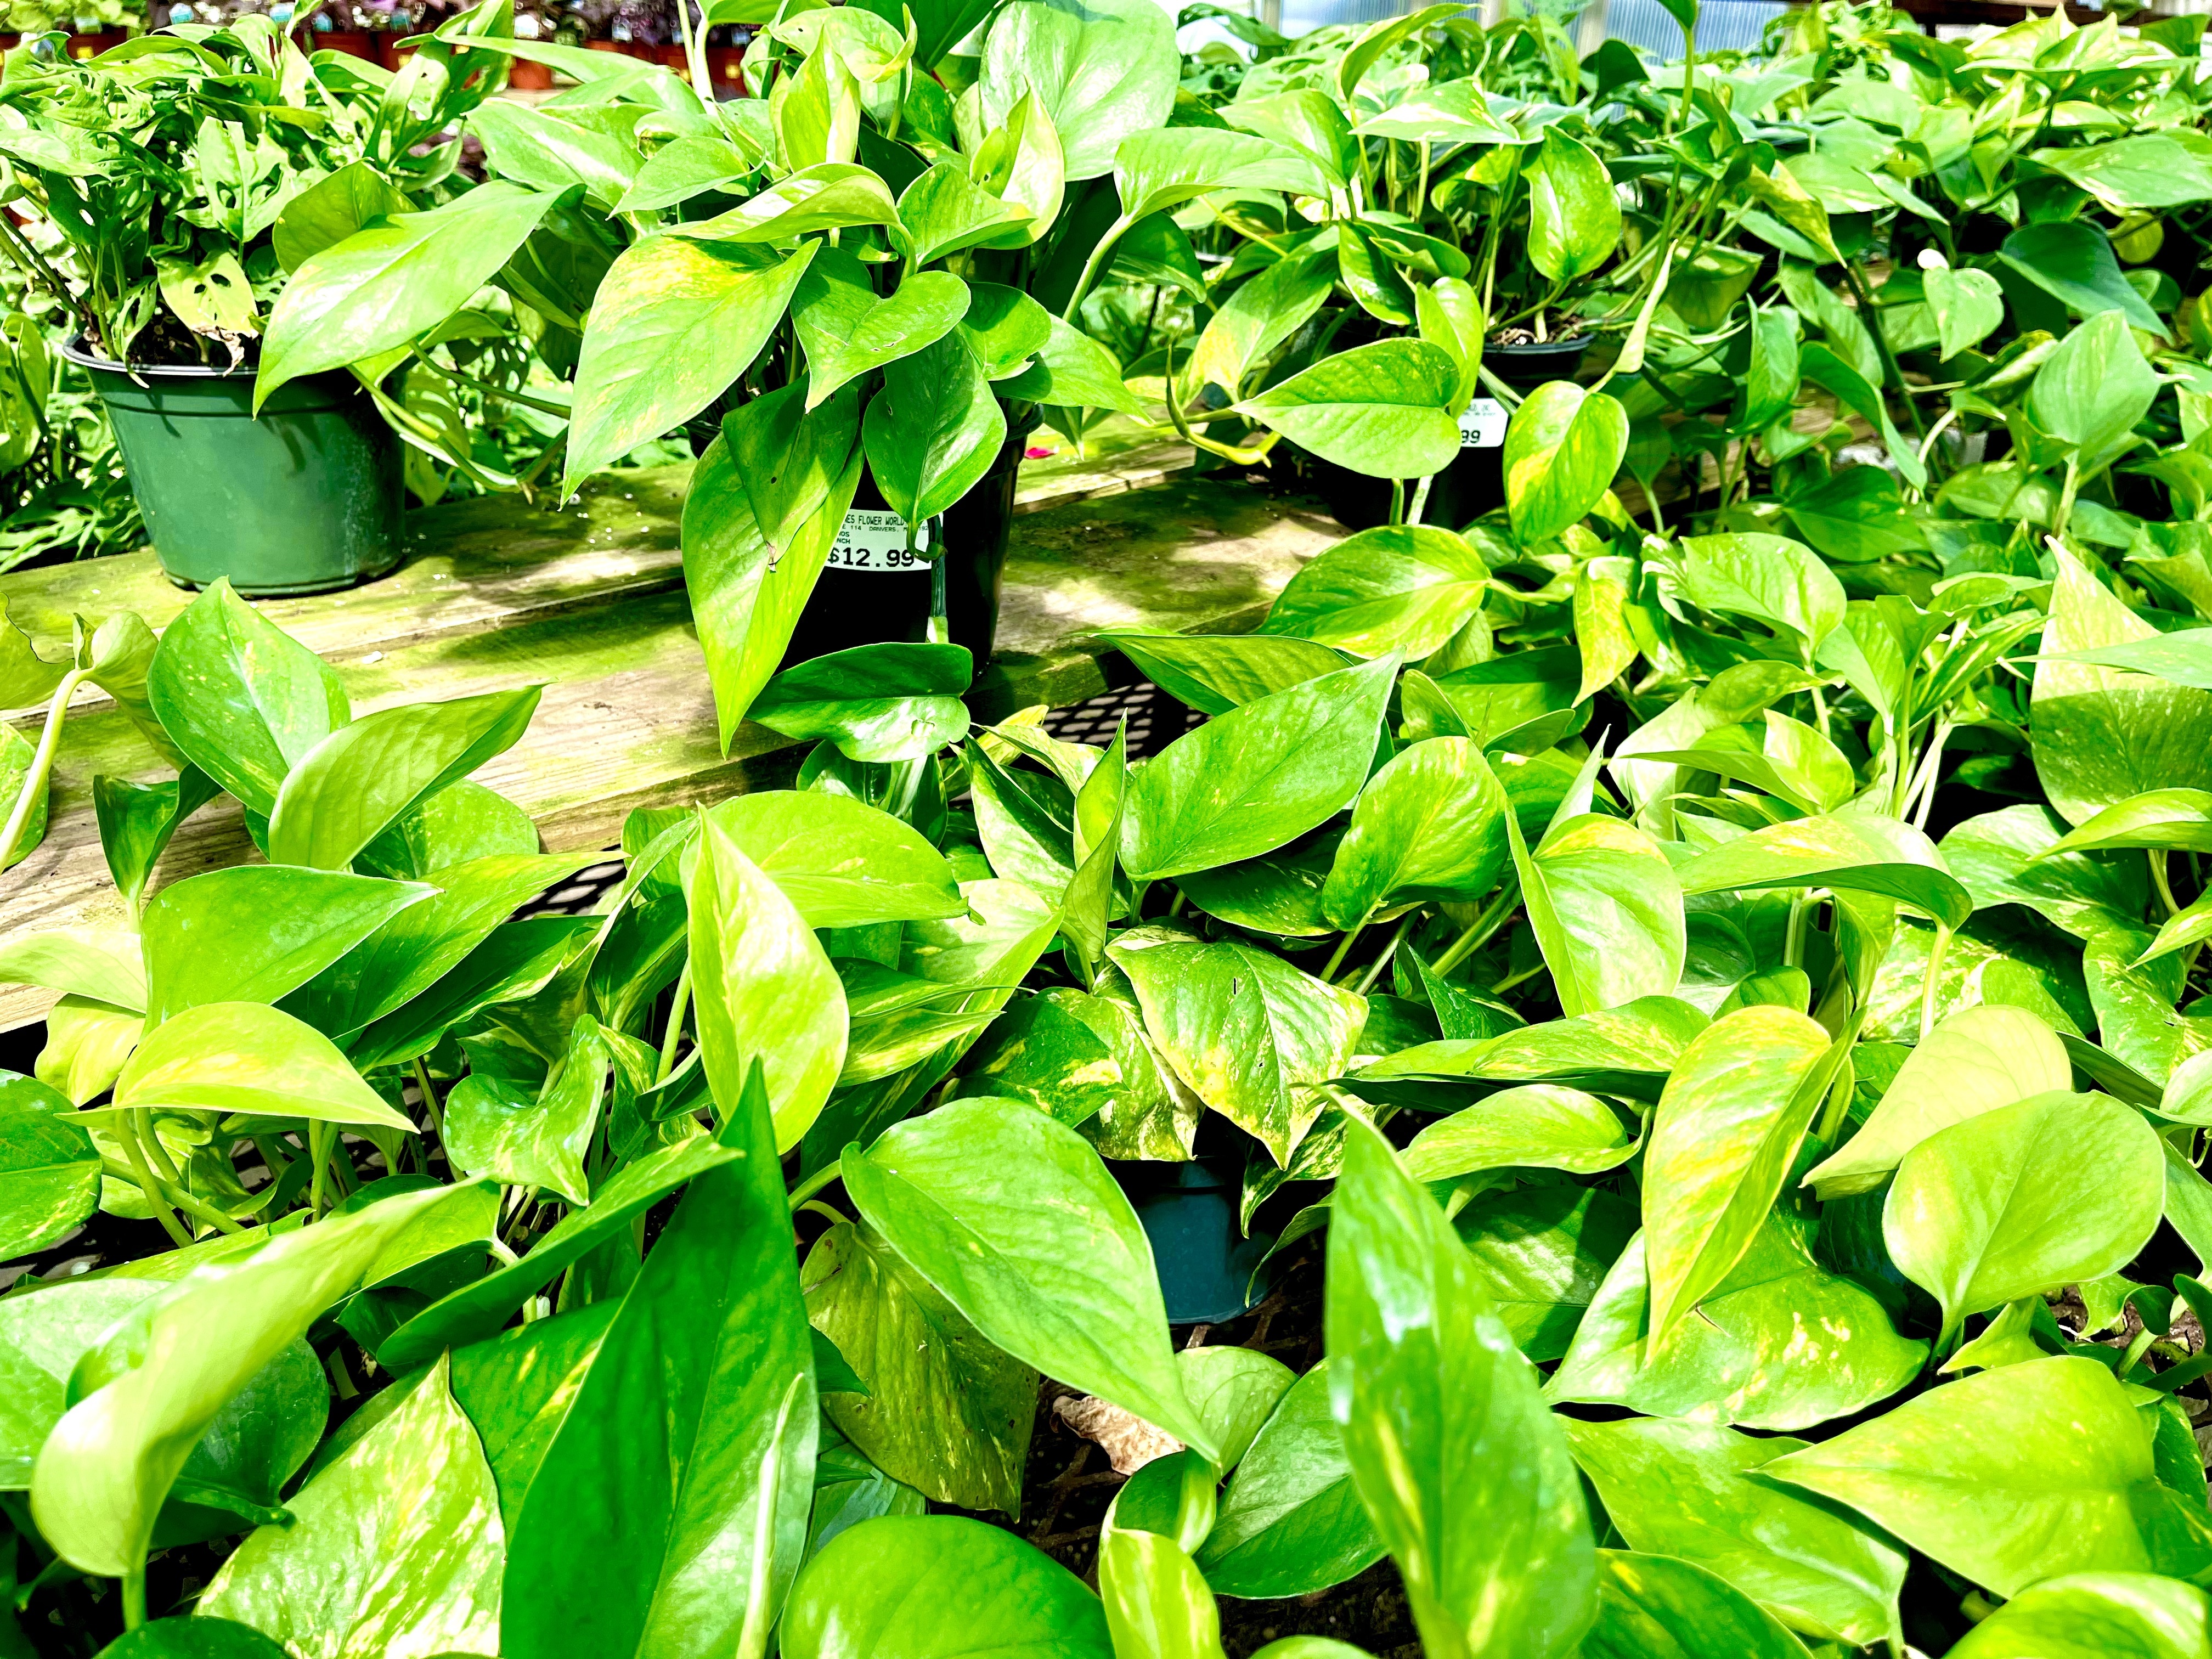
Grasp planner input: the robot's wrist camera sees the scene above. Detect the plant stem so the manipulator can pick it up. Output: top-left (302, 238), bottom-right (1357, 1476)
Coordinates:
top-left (657, 961), bottom-right (693, 1085)
top-left (787, 1160), bottom-right (843, 1211)
top-left (411, 1057), bottom-right (443, 1139)
top-left (309, 1119), bottom-right (335, 1218)
top-left (122, 1565), bottom-right (146, 1631)
top-left (121, 1113), bottom-right (191, 1248)
top-left (1060, 214), bottom-right (1134, 322)
top-left (104, 1158), bottom-right (245, 1236)
top-left (2153, 849), bottom-right (2182, 918)
top-left (1321, 915), bottom-right (1370, 981)
top-left (1352, 916), bottom-right (1414, 996)
top-left (1431, 881), bottom-right (1521, 979)
top-left (1, 665), bottom-right (86, 868)
top-left (1920, 922), bottom-right (1953, 1045)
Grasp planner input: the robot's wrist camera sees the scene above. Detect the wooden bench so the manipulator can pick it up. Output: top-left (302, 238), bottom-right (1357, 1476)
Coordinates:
top-left (0, 426), bottom-right (1341, 1032)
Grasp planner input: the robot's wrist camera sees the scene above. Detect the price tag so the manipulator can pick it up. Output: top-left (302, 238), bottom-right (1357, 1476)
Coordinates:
top-left (1458, 398), bottom-right (1509, 450)
top-left (826, 510), bottom-right (932, 573)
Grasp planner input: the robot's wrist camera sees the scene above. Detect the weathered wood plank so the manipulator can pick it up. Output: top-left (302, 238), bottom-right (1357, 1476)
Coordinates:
top-left (0, 471), bottom-right (1330, 1030)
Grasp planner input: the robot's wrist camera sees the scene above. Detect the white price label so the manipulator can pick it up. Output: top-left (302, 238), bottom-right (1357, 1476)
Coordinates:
top-left (1458, 398), bottom-right (1509, 450)
top-left (825, 510), bottom-right (932, 573)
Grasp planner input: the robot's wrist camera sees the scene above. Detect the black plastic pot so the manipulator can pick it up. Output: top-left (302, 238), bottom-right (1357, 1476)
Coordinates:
top-left (781, 428), bottom-right (1027, 669)
top-left (63, 338), bottom-right (404, 596)
top-left (1310, 335), bottom-right (1596, 534)
top-left (1114, 1154), bottom-right (1273, 1325)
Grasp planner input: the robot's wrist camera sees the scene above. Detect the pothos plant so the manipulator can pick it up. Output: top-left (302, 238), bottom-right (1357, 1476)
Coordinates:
top-left (20, 2), bottom-right (2212, 1657)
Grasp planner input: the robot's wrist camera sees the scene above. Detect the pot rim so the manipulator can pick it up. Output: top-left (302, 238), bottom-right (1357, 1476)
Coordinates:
top-left (58, 334), bottom-right (255, 380)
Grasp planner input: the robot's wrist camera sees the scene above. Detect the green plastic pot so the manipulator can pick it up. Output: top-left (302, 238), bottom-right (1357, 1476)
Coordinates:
top-left (64, 340), bottom-right (405, 597)
top-left (1113, 1154), bottom-right (1274, 1325)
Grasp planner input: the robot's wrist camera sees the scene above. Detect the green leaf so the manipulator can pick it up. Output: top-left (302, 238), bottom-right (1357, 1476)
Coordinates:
top-left (1998, 220), bottom-right (2164, 335)
top-left (1577, 1552), bottom-right (1813, 1659)
top-left (442, 1300), bottom-right (618, 1536)
top-left (142, 867), bottom-right (433, 1025)
top-left (92, 769), bottom-right (221, 916)
top-left (704, 791), bottom-right (963, 927)
top-left (256, 183), bottom-right (557, 407)
top-left (1674, 813), bottom-right (1973, 930)
top-left (0, 1071), bottom-right (99, 1260)
top-left (1679, 533), bottom-right (1845, 658)
top-left (1176, 1346), bottom-right (1293, 1475)
top-left (0, 721), bottom-right (46, 872)
top-left (2053, 631), bottom-right (2212, 691)
top-left (1545, 1216), bottom-right (1927, 1431)
top-left (1806, 1003), bottom-right (2071, 1198)
top-left (286, 853), bottom-right (597, 1039)
top-left (1562, 1417), bottom-right (1905, 1650)
top-left (1112, 127), bottom-right (1326, 222)
top-left (146, 580), bottom-right (350, 818)
top-left (1320, 737), bottom-right (1508, 929)
top-left (1924, 264), bottom-right (2006, 359)
top-left (1122, 655), bottom-right (1396, 882)
top-left (895, 161), bottom-right (1030, 267)
top-left (503, 1063), bottom-right (816, 1659)
top-left (1525, 128), bottom-right (1621, 283)
top-left (669, 163), bottom-right (901, 245)
top-left (348, 916), bottom-right (595, 1075)
top-left (683, 415), bottom-right (865, 753)
top-left (1011, 313), bottom-right (1142, 415)
top-left (784, 1515), bottom-right (1113, 1658)
top-left (1181, 244), bottom-right (1336, 404)
top-left (376, 1135), bottom-right (742, 1370)
top-left (111, 1002), bottom-right (409, 1129)
top-left (2033, 549), bottom-right (2212, 826)
top-left (2046, 790), bottom-right (2212, 857)
top-left (266, 688), bottom-right (539, 871)
top-left (1093, 632), bottom-right (1346, 716)
top-left (1259, 525), bottom-right (1492, 659)
top-left (843, 1095), bottom-right (1219, 1463)
top-left (1402, 1084), bottom-right (1637, 1182)
top-left (689, 809), bottom-right (848, 1153)
top-left (862, 331), bottom-right (1006, 530)
top-left (566, 239), bottom-right (815, 491)
top-left (1641, 1005), bottom-right (1833, 1346)
top-left (751, 643), bottom-right (973, 764)
top-left (470, 99), bottom-right (644, 210)
top-left (1325, 1115), bottom-right (1594, 1658)
top-left (2029, 309), bottom-right (2159, 461)
top-left (1884, 1090), bottom-right (2164, 1345)
top-left (1100, 1529), bottom-right (1228, 1659)
top-left (94, 1617), bottom-right (290, 1658)
top-left (1109, 932), bottom-right (1365, 1166)
top-left (196, 1356), bottom-right (503, 1658)
top-left (802, 1218), bottom-right (1035, 1514)
top-left (30, 1184), bottom-right (472, 1577)
top-left (1455, 1185), bottom-right (1638, 1362)
top-left (0, 927), bottom-right (145, 1015)
top-left (1358, 996), bottom-right (1707, 1101)
top-left (1197, 1361), bottom-right (1381, 1598)
top-left (1503, 381), bottom-right (1629, 543)
top-left (794, 247), bottom-right (968, 410)
top-left (443, 1015), bottom-right (608, 1203)
top-left (1232, 340), bottom-right (1459, 480)
top-left (957, 995), bottom-right (1120, 1126)
top-left (1945, 1572), bottom-right (2212, 1658)
top-left (1763, 1357), bottom-right (2212, 1595)
top-left (1511, 811), bottom-right (1686, 1018)
top-left (977, 0), bottom-right (1175, 181)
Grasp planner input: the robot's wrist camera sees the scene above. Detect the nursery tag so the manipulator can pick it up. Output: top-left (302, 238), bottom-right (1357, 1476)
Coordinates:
top-left (1459, 398), bottom-right (1509, 449)
top-left (827, 510), bottom-right (932, 573)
